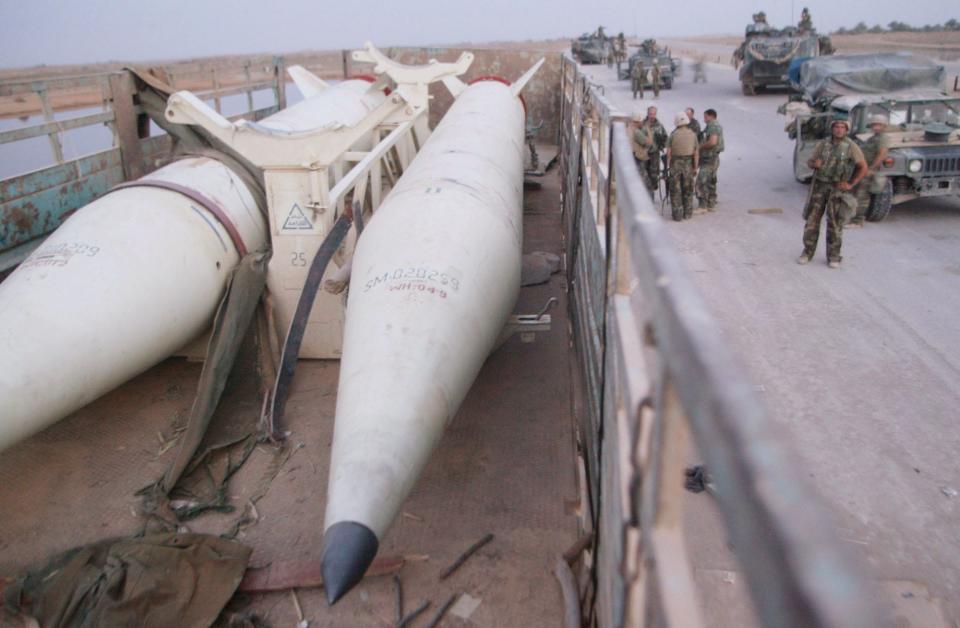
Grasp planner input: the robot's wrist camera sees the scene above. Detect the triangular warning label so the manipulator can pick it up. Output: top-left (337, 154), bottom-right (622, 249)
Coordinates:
top-left (282, 203), bottom-right (313, 230)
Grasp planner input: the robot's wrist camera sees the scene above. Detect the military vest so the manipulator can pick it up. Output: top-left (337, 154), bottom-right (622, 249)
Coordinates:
top-left (669, 127), bottom-right (698, 157)
top-left (632, 128), bottom-right (651, 160)
top-left (701, 121), bottom-right (724, 159)
top-left (815, 137), bottom-right (858, 183)
top-left (860, 131), bottom-right (889, 165)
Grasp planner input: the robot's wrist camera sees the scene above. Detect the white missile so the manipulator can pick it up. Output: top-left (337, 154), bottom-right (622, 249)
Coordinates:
top-left (321, 61), bottom-right (544, 603)
top-left (0, 72), bottom-right (386, 451)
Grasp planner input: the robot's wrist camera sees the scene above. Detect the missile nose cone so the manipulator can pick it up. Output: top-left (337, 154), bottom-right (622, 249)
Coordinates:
top-left (321, 521), bottom-right (379, 604)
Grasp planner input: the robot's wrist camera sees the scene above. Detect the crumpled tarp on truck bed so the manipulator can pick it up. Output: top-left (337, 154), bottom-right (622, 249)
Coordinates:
top-left (796, 52), bottom-right (945, 103)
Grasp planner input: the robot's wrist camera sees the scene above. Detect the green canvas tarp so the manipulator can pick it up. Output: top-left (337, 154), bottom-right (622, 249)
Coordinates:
top-left (797, 52), bottom-right (946, 103)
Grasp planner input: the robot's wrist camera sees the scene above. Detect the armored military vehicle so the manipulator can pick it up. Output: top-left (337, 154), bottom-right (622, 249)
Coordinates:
top-left (571, 28), bottom-right (613, 65)
top-left (734, 23), bottom-right (832, 95)
top-left (784, 53), bottom-right (958, 221)
top-left (618, 39), bottom-right (677, 90)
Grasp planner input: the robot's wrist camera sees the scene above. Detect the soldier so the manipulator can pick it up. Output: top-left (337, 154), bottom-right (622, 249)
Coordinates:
top-left (798, 7), bottom-right (813, 32)
top-left (651, 63), bottom-right (661, 98)
top-left (631, 60), bottom-right (646, 100)
top-left (852, 113), bottom-right (891, 224)
top-left (642, 106), bottom-right (669, 192)
top-left (693, 56), bottom-right (707, 83)
top-left (667, 111), bottom-right (700, 221)
top-left (615, 32), bottom-right (627, 74)
top-left (696, 109), bottom-right (724, 210)
top-left (797, 118), bottom-right (868, 268)
top-left (685, 107), bottom-right (702, 139)
top-left (630, 113), bottom-right (654, 194)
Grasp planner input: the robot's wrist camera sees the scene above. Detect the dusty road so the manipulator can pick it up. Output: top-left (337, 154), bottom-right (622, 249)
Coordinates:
top-left (584, 60), bottom-right (960, 624)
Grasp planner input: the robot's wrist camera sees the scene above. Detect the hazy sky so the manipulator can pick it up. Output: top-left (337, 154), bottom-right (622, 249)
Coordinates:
top-left (0, 0), bottom-right (956, 68)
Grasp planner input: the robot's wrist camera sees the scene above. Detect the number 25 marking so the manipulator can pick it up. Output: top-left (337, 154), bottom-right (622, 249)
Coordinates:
top-left (291, 251), bottom-right (307, 267)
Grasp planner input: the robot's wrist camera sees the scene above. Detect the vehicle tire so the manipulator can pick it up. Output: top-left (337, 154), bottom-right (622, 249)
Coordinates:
top-left (741, 82), bottom-right (755, 96)
top-left (664, 78), bottom-right (673, 89)
top-left (866, 178), bottom-right (893, 222)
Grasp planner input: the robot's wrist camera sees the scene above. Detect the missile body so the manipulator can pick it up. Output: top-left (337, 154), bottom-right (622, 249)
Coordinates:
top-left (0, 78), bottom-right (385, 451)
top-left (321, 78), bottom-right (527, 602)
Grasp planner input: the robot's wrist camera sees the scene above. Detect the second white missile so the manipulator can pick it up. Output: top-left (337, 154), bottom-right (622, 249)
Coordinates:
top-left (321, 62), bottom-right (543, 603)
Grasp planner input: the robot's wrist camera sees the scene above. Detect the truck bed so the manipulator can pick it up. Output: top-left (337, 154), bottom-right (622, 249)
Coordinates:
top-left (0, 167), bottom-right (578, 627)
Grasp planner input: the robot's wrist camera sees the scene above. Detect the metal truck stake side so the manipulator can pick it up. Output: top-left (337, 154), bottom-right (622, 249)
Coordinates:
top-left (321, 62), bottom-right (543, 604)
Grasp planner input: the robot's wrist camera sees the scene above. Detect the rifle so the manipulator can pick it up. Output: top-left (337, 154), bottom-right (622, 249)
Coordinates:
top-left (659, 152), bottom-right (670, 212)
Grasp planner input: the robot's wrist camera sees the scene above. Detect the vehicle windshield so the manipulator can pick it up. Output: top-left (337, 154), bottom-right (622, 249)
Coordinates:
top-left (861, 99), bottom-right (960, 129)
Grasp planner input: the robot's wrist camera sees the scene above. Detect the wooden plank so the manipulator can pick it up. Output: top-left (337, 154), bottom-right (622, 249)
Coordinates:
top-left (0, 148), bottom-right (120, 200)
top-left (195, 80), bottom-right (276, 102)
top-left (37, 89), bottom-right (64, 164)
top-left (108, 73), bottom-right (144, 181)
top-left (0, 111), bottom-right (114, 145)
top-left (0, 74), bottom-right (111, 97)
top-left (273, 56), bottom-right (286, 110)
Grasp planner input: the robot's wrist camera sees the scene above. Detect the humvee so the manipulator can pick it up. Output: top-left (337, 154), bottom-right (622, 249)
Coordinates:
top-left (618, 40), bottom-right (677, 89)
top-left (785, 53), bottom-right (958, 221)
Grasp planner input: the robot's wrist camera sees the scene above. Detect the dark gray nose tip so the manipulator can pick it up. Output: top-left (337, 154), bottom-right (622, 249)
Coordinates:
top-left (321, 521), bottom-right (379, 604)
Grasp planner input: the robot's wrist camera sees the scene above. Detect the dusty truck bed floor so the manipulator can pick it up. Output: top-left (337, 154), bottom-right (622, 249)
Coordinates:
top-left (0, 165), bottom-right (578, 626)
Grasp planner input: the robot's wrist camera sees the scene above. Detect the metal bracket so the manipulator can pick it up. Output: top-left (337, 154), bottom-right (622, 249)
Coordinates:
top-left (506, 297), bottom-right (557, 343)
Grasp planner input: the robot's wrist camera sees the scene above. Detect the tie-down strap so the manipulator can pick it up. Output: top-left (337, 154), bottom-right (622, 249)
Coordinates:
top-left (108, 179), bottom-right (249, 257)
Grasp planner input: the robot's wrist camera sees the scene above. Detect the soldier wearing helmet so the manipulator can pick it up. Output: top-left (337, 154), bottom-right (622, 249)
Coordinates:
top-left (797, 117), bottom-right (868, 268)
top-left (666, 111), bottom-right (700, 220)
top-left (798, 7), bottom-right (813, 32)
top-left (852, 113), bottom-right (892, 224)
top-left (630, 113), bottom-right (655, 194)
top-left (642, 106), bottom-right (668, 190)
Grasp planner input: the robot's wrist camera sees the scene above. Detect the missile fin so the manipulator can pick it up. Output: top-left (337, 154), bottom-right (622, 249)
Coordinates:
top-left (510, 58), bottom-right (546, 97)
top-left (442, 75), bottom-right (467, 98)
top-left (288, 65), bottom-right (329, 99)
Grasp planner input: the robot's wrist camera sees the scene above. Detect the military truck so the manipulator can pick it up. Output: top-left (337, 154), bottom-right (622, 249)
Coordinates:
top-left (734, 23), bottom-right (832, 95)
top-left (571, 29), bottom-right (613, 65)
top-left (617, 40), bottom-right (678, 90)
top-left (784, 53), bottom-right (958, 221)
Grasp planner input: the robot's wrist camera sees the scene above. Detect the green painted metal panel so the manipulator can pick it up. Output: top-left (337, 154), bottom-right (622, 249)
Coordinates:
top-left (1, 166), bottom-right (124, 251)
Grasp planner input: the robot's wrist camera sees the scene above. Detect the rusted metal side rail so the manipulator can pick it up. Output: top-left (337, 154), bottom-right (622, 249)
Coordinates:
top-left (0, 60), bottom-right (287, 273)
top-left (559, 54), bottom-right (877, 627)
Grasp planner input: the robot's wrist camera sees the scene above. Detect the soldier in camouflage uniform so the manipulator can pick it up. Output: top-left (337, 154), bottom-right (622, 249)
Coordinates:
top-left (685, 107), bottom-right (701, 139)
top-left (798, 7), bottom-right (813, 32)
top-left (797, 118), bottom-right (867, 268)
top-left (667, 111), bottom-right (700, 220)
top-left (696, 109), bottom-right (724, 210)
top-left (651, 63), bottom-right (661, 98)
top-left (631, 60), bottom-right (646, 100)
top-left (642, 106), bottom-right (668, 192)
top-left (852, 113), bottom-right (891, 224)
top-left (631, 113), bottom-right (655, 194)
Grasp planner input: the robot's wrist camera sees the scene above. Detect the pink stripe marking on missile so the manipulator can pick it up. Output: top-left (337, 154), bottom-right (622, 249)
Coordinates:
top-left (107, 179), bottom-right (249, 256)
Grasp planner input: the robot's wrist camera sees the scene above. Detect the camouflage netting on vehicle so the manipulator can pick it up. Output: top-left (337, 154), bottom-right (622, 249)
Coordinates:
top-left (797, 53), bottom-right (945, 103)
top-left (745, 34), bottom-right (818, 64)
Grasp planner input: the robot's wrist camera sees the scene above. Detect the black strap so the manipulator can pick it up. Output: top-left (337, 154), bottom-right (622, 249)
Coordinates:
top-left (261, 210), bottom-right (355, 438)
